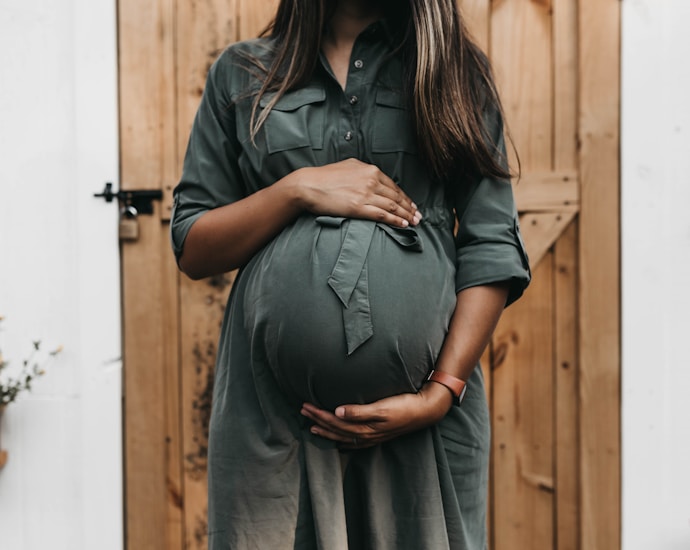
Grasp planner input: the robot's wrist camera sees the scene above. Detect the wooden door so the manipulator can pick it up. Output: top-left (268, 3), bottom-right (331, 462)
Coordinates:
top-left (118, 1), bottom-right (620, 549)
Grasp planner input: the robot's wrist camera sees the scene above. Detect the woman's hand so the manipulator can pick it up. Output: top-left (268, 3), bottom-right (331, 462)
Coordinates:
top-left (300, 382), bottom-right (453, 450)
top-left (293, 159), bottom-right (422, 228)
top-left (178, 158), bottom-right (419, 279)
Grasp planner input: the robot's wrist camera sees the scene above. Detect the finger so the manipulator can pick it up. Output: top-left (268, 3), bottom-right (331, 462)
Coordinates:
top-left (357, 204), bottom-right (414, 228)
top-left (309, 424), bottom-right (355, 443)
top-left (373, 170), bottom-right (403, 194)
top-left (300, 404), bottom-right (352, 435)
top-left (372, 192), bottom-right (422, 227)
top-left (304, 410), bottom-right (407, 449)
top-left (310, 425), bottom-right (384, 450)
top-left (368, 187), bottom-right (419, 223)
top-left (363, 194), bottom-right (422, 226)
top-left (334, 403), bottom-right (388, 423)
top-left (359, 165), bottom-right (417, 210)
top-left (301, 405), bottom-right (387, 446)
top-left (371, 178), bottom-right (420, 220)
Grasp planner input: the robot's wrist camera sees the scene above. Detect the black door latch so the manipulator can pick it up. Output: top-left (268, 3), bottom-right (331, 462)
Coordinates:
top-left (94, 182), bottom-right (163, 215)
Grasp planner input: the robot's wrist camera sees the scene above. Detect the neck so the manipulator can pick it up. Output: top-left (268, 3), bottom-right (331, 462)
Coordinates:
top-left (325, 0), bottom-right (384, 47)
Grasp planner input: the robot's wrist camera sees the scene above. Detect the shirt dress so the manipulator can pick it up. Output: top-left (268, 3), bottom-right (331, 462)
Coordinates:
top-left (171, 20), bottom-right (530, 550)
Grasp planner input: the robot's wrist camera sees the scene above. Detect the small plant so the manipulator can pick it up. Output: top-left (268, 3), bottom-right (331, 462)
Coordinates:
top-left (0, 316), bottom-right (62, 407)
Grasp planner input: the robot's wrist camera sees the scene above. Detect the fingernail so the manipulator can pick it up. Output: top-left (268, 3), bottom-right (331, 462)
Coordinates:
top-left (335, 407), bottom-right (345, 418)
top-left (311, 427), bottom-right (318, 435)
top-left (401, 219), bottom-right (409, 227)
top-left (411, 202), bottom-right (418, 210)
top-left (416, 210), bottom-right (423, 220)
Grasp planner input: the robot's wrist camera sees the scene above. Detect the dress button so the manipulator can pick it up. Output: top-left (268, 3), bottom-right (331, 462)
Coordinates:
top-left (349, 95), bottom-right (359, 105)
top-left (344, 131), bottom-right (353, 141)
top-left (353, 59), bottom-right (364, 69)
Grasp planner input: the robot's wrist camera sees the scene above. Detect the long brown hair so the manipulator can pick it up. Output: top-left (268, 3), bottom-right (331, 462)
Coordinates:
top-left (248, 0), bottom-right (510, 181)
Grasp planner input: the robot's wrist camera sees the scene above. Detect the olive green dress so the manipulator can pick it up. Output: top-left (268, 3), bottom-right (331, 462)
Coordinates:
top-left (171, 21), bottom-right (530, 550)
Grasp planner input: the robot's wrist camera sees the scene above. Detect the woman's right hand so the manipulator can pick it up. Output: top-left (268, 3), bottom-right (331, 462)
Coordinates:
top-left (293, 159), bottom-right (422, 228)
top-left (179, 158), bottom-right (420, 279)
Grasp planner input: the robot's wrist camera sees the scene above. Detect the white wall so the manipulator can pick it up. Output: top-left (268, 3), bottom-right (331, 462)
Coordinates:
top-left (0, 0), bottom-right (123, 549)
top-left (622, 1), bottom-right (690, 549)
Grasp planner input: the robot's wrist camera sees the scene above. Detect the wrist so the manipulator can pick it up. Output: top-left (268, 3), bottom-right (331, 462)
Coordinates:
top-left (425, 370), bottom-right (467, 407)
top-left (280, 166), bottom-right (313, 212)
top-left (419, 381), bottom-right (454, 421)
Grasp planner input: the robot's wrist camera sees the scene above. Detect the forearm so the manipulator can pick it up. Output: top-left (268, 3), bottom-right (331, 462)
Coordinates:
top-left (178, 171), bottom-right (304, 279)
top-left (177, 159), bottom-right (420, 279)
top-left (437, 283), bottom-right (509, 379)
top-left (422, 282), bottom-right (510, 409)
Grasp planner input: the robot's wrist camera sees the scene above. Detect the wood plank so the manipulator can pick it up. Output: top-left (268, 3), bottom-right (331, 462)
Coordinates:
top-left (173, 3), bottom-right (240, 545)
top-left (519, 211), bottom-right (577, 270)
top-left (491, 0), bottom-right (553, 172)
top-left (553, 0), bottom-right (579, 171)
top-left (237, 0), bottom-right (278, 40)
top-left (119, 0), bottom-right (175, 546)
top-left (121, 225), bottom-right (168, 550)
top-left (554, 221), bottom-right (579, 550)
top-left (491, 3), bottom-right (558, 547)
top-left (179, 272), bottom-right (234, 550)
top-left (480, 343), bottom-right (493, 549)
top-left (172, 0), bottom-right (239, 220)
top-left (178, 274), bottom-right (234, 550)
top-left (459, 0), bottom-right (491, 52)
top-left (119, 0), bottom-right (176, 196)
top-left (515, 171), bottom-right (579, 213)
top-left (163, 238), bottom-right (184, 549)
top-left (492, 253), bottom-right (555, 550)
top-left (578, 0), bottom-right (621, 548)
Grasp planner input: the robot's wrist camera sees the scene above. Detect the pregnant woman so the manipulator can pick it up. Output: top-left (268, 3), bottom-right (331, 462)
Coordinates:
top-left (171, 0), bottom-right (530, 548)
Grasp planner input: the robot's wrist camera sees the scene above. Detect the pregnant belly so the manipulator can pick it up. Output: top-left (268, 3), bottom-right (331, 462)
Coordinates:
top-left (242, 214), bottom-right (457, 410)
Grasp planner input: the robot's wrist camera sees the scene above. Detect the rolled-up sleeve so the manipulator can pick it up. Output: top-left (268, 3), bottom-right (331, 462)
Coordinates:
top-left (453, 106), bottom-right (531, 306)
top-left (170, 50), bottom-right (247, 260)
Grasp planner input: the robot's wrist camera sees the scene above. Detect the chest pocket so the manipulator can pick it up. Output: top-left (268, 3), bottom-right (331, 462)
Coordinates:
top-left (260, 87), bottom-right (326, 154)
top-left (372, 88), bottom-right (418, 155)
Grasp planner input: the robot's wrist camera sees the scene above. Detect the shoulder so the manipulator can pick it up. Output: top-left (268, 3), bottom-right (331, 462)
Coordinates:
top-left (222, 37), bottom-right (276, 66)
top-left (207, 38), bottom-right (276, 98)
top-left (211, 37), bottom-right (275, 72)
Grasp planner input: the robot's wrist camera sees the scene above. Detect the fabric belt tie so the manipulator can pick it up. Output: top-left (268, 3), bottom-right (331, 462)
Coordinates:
top-left (315, 216), bottom-right (424, 355)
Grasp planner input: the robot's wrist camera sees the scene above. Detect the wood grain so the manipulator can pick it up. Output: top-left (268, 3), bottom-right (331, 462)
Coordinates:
top-left (578, 0), bottom-right (621, 548)
top-left (459, 0), bottom-right (491, 52)
top-left (553, 0), bottom-right (579, 171)
top-left (515, 171), bottom-right (579, 213)
top-left (118, 0), bottom-right (623, 547)
top-left (173, 2), bottom-right (240, 547)
top-left (491, 0), bottom-right (553, 172)
top-left (519, 211), bottom-right (577, 271)
top-left (492, 254), bottom-right (555, 550)
top-left (175, 0), bottom-right (238, 190)
top-left (119, 0), bottom-right (175, 546)
top-left (237, 0), bottom-right (278, 39)
top-left (179, 273), bottom-right (233, 549)
top-left (555, 221), bottom-right (580, 550)
top-left (163, 240), bottom-right (184, 549)
top-left (480, 343), bottom-right (493, 548)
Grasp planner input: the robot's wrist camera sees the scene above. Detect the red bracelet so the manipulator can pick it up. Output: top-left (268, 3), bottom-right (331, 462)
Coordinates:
top-left (426, 370), bottom-right (468, 406)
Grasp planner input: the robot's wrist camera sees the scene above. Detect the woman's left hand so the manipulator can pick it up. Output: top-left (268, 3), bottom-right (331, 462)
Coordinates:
top-left (300, 382), bottom-right (453, 450)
